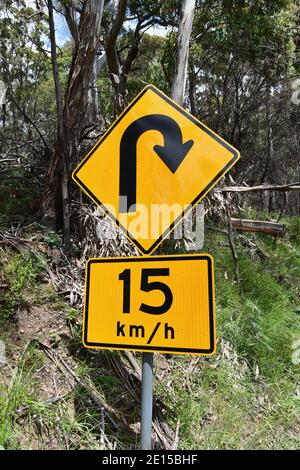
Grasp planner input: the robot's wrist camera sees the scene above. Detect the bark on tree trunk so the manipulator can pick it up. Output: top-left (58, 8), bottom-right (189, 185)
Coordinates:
top-left (188, 59), bottom-right (197, 116)
top-left (171, 0), bottom-right (195, 106)
top-left (160, 0), bottom-right (195, 254)
top-left (43, 0), bottom-right (67, 240)
top-left (86, 56), bottom-right (99, 123)
top-left (105, 0), bottom-right (128, 116)
top-left (47, 0), bottom-right (63, 139)
top-left (260, 84), bottom-right (273, 212)
top-left (41, 0), bottom-right (105, 248)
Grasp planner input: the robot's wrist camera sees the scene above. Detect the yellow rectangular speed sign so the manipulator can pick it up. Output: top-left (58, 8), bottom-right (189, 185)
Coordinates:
top-left (83, 254), bottom-right (216, 355)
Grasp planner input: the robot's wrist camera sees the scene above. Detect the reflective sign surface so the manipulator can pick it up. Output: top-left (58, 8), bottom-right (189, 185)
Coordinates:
top-left (73, 85), bottom-right (239, 255)
top-left (83, 254), bottom-right (215, 355)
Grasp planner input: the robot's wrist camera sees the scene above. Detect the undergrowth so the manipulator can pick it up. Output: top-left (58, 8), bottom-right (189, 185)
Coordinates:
top-left (160, 218), bottom-right (300, 449)
top-left (0, 252), bottom-right (44, 323)
top-left (0, 210), bottom-right (299, 449)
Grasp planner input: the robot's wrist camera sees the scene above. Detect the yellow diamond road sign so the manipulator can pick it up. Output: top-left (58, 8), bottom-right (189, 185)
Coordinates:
top-left (73, 85), bottom-right (240, 254)
top-left (83, 254), bottom-right (215, 355)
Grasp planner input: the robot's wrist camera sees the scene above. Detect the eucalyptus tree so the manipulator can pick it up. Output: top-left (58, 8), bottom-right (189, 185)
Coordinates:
top-left (41, 0), bottom-right (105, 248)
top-left (186, 0), bottom-right (299, 207)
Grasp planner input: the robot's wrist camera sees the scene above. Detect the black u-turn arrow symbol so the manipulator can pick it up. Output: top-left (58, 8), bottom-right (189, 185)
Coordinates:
top-left (119, 114), bottom-right (194, 213)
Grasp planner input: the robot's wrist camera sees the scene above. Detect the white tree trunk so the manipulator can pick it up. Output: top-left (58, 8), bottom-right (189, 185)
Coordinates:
top-left (171, 0), bottom-right (196, 106)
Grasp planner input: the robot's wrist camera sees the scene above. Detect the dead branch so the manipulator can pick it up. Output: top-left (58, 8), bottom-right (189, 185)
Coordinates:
top-left (238, 234), bottom-right (269, 261)
top-left (172, 419), bottom-right (180, 450)
top-left (226, 210), bottom-right (240, 283)
top-left (219, 182), bottom-right (300, 193)
top-left (102, 350), bottom-right (175, 449)
top-left (206, 225), bottom-right (269, 261)
top-left (38, 341), bottom-right (125, 429)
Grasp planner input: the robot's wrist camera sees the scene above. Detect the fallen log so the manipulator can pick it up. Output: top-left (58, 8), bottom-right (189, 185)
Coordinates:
top-left (231, 218), bottom-right (286, 237)
top-left (219, 182), bottom-right (300, 193)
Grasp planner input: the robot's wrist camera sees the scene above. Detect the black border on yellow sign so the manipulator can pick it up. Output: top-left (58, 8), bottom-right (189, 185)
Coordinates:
top-left (72, 85), bottom-right (240, 255)
top-left (83, 254), bottom-right (215, 355)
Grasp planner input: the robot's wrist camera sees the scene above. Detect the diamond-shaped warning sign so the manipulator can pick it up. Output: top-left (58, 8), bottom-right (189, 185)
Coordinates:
top-left (72, 85), bottom-right (239, 254)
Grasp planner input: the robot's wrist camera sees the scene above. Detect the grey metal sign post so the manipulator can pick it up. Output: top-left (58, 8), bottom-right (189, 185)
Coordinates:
top-left (140, 352), bottom-right (154, 450)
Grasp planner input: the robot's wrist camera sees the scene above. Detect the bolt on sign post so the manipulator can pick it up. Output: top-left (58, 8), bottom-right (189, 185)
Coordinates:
top-left (72, 85), bottom-right (240, 450)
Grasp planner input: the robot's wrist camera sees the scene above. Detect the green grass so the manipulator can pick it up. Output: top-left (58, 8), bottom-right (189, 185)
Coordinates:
top-left (155, 224), bottom-right (300, 449)
top-left (0, 252), bottom-right (45, 323)
top-left (218, 253), bottom-right (297, 379)
top-left (0, 343), bottom-right (41, 449)
top-left (0, 341), bottom-right (117, 450)
top-left (165, 357), bottom-right (299, 449)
